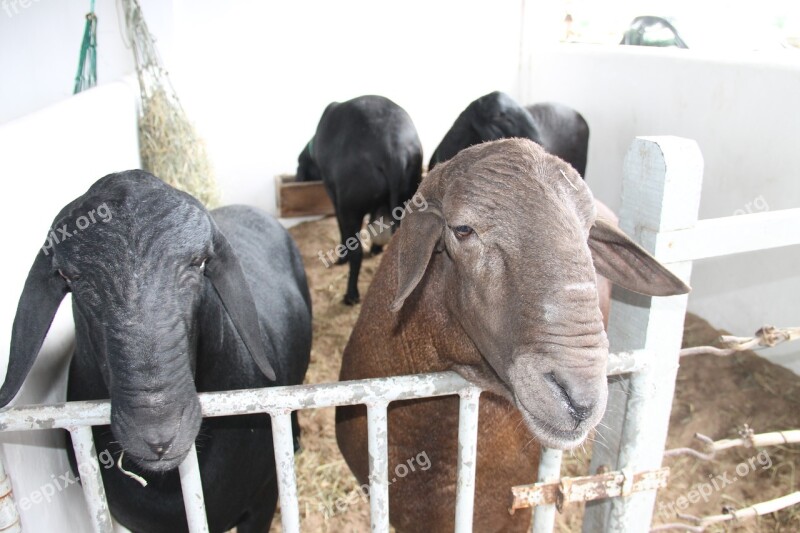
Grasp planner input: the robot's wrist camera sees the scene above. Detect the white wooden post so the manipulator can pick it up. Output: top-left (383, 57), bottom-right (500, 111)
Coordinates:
top-left (583, 137), bottom-right (703, 532)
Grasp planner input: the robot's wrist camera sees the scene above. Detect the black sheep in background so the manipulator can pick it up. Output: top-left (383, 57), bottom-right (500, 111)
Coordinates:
top-left (297, 95), bottom-right (423, 305)
top-left (430, 91), bottom-right (590, 177)
top-left (526, 102), bottom-right (589, 176)
top-left (428, 91), bottom-right (542, 171)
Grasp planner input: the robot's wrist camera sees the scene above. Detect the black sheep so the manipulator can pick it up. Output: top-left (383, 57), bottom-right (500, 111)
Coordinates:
top-left (297, 95), bottom-right (423, 305)
top-left (0, 171), bottom-right (312, 532)
top-left (430, 91), bottom-right (590, 177)
top-left (428, 91), bottom-right (542, 171)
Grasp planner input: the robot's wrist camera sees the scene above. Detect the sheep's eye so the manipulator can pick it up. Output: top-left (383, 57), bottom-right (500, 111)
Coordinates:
top-left (453, 225), bottom-right (474, 239)
top-left (191, 257), bottom-right (208, 271)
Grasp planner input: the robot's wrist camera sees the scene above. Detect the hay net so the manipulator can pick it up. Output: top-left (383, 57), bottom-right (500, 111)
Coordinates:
top-left (121, 0), bottom-right (220, 207)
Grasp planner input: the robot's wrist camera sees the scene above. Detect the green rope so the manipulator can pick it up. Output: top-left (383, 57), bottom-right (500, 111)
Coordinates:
top-left (73, 0), bottom-right (98, 94)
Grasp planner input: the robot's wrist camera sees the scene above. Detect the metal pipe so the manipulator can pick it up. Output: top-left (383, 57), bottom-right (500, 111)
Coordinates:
top-left (270, 411), bottom-right (301, 533)
top-left (454, 387), bottom-right (481, 533)
top-left (0, 372), bottom-right (475, 431)
top-left (178, 444), bottom-right (209, 533)
top-left (0, 364), bottom-right (646, 432)
top-left (69, 426), bottom-right (113, 533)
top-left (531, 448), bottom-right (563, 533)
top-left (367, 402), bottom-right (390, 533)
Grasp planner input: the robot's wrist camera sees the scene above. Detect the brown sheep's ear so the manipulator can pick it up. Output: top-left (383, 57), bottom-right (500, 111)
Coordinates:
top-left (589, 218), bottom-right (690, 297)
top-left (390, 208), bottom-right (445, 312)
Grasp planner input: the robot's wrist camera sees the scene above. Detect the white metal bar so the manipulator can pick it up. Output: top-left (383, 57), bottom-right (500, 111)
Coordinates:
top-left (0, 400), bottom-right (111, 430)
top-left (178, 444), bottom-right (209, 533)
top-left (69, 426), bottom-right (113, 533)
top-left (0, 362), bottom-right (657, 434)
top-left (454, 387), bottom-right (481, 533)
top-left (652, 207), bottom-right (800, 263)
top-left (584, 136), bottom-right (702, 533)
top-left (531, 448), bottom-right (563, 533)
top-left (367, 402), bottom-right (390, 533)
top-left (0, 372), bottom-right (474, 431)
top-left (270, 411), bottom-right (300, 533)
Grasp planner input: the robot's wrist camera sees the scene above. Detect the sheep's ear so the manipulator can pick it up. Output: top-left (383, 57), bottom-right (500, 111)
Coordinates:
top-left (206, 225), bottom-right (277, 381)
top-left (0, 247), bottom-right (69, 406)
top-left (589, 218), bottom-right (690, 296)
top-left (390, 207), bottom-right (444, 312)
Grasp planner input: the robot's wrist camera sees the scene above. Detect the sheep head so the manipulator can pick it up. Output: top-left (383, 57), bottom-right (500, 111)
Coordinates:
top-left (391, 138), bottom-right (689, 449)
top-left (0, 171), bottom-right (276, 472)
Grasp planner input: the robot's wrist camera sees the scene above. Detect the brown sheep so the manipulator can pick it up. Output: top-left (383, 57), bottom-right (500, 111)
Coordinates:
top-left (336, 138), bottom-right (689, 532)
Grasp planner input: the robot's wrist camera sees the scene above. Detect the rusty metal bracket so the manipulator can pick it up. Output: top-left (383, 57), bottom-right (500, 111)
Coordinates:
top-left (509, 466), bottom-right (670, 513)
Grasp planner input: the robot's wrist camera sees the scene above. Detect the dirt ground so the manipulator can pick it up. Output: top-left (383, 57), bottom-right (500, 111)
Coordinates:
top-left (267, 216), bottom-right (799, 532)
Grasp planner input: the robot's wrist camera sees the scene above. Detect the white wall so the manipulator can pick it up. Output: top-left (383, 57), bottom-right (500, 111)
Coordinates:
top-left (0, 0), bottom-right (172, 124)
top-left (1, 0), bottom-right (528, 213)
top-left (523, 43), bottom-right (800, 372)
top-left (168, 0), bottom-right (526, 210)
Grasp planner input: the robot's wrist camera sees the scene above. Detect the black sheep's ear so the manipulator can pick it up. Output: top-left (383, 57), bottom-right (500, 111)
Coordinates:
top-left (205, 223), bottom-right (277, 381)
top-left (0, 246), bottom-right (69, 406)
top-left (390, 206), bottom-right (445, 312)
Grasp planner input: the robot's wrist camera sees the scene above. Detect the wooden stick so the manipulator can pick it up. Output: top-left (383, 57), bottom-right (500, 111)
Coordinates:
top-left (664, 427), bottom-right (800, 459)
top-left (675, 491), bottom-right (800, 526)
top-left (679, 325), bottom-right (800, 358)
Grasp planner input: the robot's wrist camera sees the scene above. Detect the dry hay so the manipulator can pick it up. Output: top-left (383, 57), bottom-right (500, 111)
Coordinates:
top-left (123, 0), bottom-right (220, 208)
top-left (138, 87), bottom-right (220, 208)
top-left (270, 216), bottom-right (799, 532)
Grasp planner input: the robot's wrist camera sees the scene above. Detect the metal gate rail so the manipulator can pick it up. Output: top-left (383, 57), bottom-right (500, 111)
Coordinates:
top-left (0, 371), bottom-right (480, 533)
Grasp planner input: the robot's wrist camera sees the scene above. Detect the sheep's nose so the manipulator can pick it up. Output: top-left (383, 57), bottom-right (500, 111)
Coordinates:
top-left (145, 437), bottom-right (175, 458)
top-left (567, 400), bottom-right (592, 422)
top-left (546, 372), bottom-right (595, 423)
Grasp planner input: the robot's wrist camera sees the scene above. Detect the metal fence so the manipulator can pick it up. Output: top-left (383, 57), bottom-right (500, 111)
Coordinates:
top-left (0, 373), bottom-right (479, 533)
top-left (0, 352), bottom-right (647, 533)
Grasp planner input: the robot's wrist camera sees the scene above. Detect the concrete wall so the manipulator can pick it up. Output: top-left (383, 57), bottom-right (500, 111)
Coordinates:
top-left (523, 43), bottom-right (800, 371)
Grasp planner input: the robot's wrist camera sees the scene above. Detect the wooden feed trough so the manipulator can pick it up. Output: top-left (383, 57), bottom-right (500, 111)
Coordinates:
top-left (276, 174), bottom-right (335, 218)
